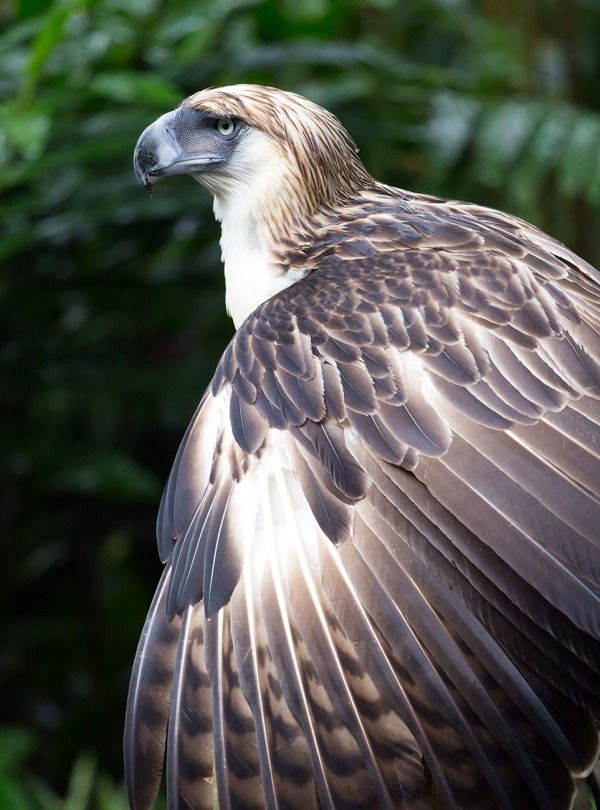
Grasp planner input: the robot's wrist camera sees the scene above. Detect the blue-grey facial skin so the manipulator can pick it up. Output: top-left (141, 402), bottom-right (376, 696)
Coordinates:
top-left (133, 107), bottom-right (242, 192)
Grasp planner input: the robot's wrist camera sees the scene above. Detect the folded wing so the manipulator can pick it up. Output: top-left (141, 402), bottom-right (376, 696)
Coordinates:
top-left (125, 195), bottom-right (600, 810)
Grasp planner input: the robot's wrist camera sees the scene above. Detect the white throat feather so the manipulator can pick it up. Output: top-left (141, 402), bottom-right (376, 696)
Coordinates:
top-left (209, 128), bottom-right (309, 328)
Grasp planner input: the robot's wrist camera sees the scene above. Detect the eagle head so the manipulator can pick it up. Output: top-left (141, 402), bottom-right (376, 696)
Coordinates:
top-left (133, 85), bottom-right (376, 325)
top-left (133, 84), bottom-right (373, 217)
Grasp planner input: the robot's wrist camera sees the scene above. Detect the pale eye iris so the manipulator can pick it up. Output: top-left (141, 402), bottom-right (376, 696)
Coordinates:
top-left (217, 118), bottom-right (235, 136)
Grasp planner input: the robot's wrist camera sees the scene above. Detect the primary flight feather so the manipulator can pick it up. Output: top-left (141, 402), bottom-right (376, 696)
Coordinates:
top-left (126, 84), bottom-right (600, 810)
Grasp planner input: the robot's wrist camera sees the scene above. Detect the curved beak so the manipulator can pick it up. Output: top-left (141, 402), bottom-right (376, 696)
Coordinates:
top-left (133, 109), bottom-right (225, 193)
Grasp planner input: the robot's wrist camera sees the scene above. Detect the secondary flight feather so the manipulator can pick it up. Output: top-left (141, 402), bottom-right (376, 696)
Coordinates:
top-left (126, 84), bottom-right (600, 809)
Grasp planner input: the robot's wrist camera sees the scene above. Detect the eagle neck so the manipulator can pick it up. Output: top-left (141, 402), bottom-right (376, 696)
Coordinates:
top-left (214, 193), bottom-right (308, 329)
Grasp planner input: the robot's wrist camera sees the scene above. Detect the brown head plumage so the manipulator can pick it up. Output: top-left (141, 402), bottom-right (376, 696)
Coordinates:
top-left (182, 84), bottom-right (374, 209)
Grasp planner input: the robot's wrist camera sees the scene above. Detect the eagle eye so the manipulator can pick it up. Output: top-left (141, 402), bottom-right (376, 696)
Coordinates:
top-left (216, 117), bottom-right (237, 137)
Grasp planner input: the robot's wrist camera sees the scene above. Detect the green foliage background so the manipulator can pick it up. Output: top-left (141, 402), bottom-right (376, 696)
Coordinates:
top-left (1, 0), bottom-right (600, 805)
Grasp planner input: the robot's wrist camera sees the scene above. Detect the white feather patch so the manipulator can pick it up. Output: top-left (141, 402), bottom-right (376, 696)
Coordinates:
top-left (212, 129), bottom-right (306, 327)
top-left (230, 430), bottom-right (324, 590)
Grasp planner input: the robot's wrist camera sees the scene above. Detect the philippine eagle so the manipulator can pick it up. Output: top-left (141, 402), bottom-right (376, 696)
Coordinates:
top-left (127, 85), bottom-right (600, 810)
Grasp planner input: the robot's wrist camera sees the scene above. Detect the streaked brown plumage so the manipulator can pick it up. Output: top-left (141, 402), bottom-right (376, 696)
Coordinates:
top-left (127, 85), bottom-right (600, 809)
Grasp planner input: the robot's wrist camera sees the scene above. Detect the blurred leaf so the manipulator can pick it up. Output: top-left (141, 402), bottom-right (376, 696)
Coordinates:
top-left (0, 781), bottom-right (35, 810)
top-left (19, 0), bottom-right (55, 17)
top-left (507, 107), bottom-right (572, 211)
top-left (471, 100), bottom-right (540, 188)
top-left (63, 754), bottom-right (96, 810)
top-left (558, 113), bottom-right (600, 198)
top-left (427, 91), bottom-right (480, 171)
top-left (0, 727), bottom-right (35, 773)
top-left (0, 99), bottom-right (51, 160)
top-left (88, 72), bottom-right (180, 105)
top-left (21, 0), bottom-right (87, 100)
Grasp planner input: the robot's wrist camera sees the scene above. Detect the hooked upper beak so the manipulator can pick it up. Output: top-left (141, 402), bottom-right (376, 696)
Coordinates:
top-left (133, 109), bottom-right (225, 193)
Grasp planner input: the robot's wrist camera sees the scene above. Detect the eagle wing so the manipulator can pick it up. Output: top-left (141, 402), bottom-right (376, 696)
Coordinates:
top-left (125, 194), bottom-right (600, 810)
